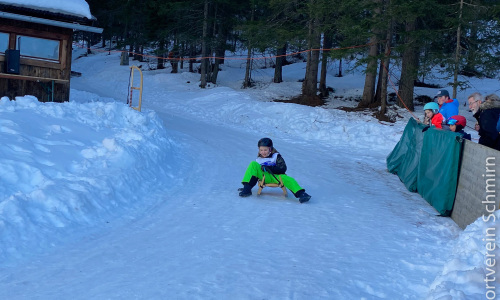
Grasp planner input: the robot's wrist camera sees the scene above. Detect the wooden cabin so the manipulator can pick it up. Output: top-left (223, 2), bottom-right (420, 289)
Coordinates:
top-left (0, 3), bottom-right (101, 102)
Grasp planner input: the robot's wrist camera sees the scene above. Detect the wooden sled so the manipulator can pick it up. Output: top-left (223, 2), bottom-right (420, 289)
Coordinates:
top-left (257, 174), bottom-right (287, 196)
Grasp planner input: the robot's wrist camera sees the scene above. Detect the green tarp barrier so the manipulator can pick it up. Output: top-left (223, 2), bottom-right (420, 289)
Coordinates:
top-left (387, 118), bottom-right (464, 216)
top-left (386, 118), bottom-right (426, 192)
top-left (417, 127), bottom-right (463, 216)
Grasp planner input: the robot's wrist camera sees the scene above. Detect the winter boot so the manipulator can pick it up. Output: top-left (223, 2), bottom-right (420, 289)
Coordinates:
top-left (238, 176), bottom-right (258, 197)
top-left (295, 189), bottom-right (311, 203)
top-left (239, 183), bottom-right (252, 197)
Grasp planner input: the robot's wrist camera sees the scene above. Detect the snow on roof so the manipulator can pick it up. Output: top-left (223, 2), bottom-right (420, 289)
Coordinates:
top-left (0, 0), bottom-right (92, 19)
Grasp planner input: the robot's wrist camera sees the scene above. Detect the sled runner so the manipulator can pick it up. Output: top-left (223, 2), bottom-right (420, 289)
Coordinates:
top-left (257, 174), bottom-right (287, 196)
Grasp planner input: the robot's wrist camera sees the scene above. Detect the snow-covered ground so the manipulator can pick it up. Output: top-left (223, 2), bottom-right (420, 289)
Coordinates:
top-left (0, 44), bottom-right (498, 299)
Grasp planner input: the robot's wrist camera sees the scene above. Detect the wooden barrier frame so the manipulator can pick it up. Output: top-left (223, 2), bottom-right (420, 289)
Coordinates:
top-left (0, 73), bottom-right (69, 102)
top-left (128, 65), bottom-right (143, 112)
top-left (257, 174), bottom-right (288, 196)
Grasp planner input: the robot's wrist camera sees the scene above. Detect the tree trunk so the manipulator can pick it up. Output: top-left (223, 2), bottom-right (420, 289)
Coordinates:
top-left (374, 55), bottom-right (384, 105)
top-left (134, 43), bottom-right (142, 61)
top-left (189, 42), bottom-right (195, 73)
top-left (338, 58), bottom-right (342, 77)
top-left (120, 51), bottom-right (129, 65)
top-left (273, 44), bottom-right (286, 83)
top-left (211, 20), bottom-right (227, 84)
top-left (171, 42), bottom-right (179, 74)
top-left (379, 14), bottom-right (393, 117)
top-left (463, 18), bottom-right (478, 76)
top-left (453, 0), bottom-right (464, 98)
top-left (86, 33), bottom-right (92, 55)
top-left (302, 0), bottom-right (321, 97)
top-left (319, 32), bottom-right (332, 98)
top-left (180, 42), bottom-right (185, 70)
top-left (120, 42), bottom-right (129, 66)
top-left (397, 20), bottom-right (418, 111)
top-left (358, 0), bottom-right (382, 108)
top-left (212, 47), bottom-right (225, 84)
top-left (243, 4), bottom-right (255, 88)
top-left (157, 41), bottom-right (165, 69)
top-left (211, 59), bottom-right (220, 84)
top-left (358, 34), bottom-right (379, 107)
top-left (200, 0), bottom-right (209, 88)
top-left (171, 59), bottom-right (179, 73)
top-left (129, 43), bottom-right (134, 57)
top-left (243, 47), bottom-right (253, 88)
top-left (206, 2), bottom-right (220, 83)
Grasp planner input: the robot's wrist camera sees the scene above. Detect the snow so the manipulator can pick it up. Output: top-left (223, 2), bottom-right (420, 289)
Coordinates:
top-left (0, 44), bottom-right (498, 299)
top-left (428, 215), bottom-right (499, 300)
top-left (0, 0), bottom-right (92, 19)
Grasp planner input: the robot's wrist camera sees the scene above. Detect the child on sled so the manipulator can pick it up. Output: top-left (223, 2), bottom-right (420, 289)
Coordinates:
top-left (239, 138), bottom-right (311, 203)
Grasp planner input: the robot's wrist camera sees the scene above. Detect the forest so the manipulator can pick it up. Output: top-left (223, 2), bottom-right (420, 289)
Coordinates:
top-left (83, 0), bottom-right (500, 119)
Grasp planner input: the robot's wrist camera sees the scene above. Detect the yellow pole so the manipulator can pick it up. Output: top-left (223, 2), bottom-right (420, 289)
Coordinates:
top-left (129, 65), bottom-right (143, 112)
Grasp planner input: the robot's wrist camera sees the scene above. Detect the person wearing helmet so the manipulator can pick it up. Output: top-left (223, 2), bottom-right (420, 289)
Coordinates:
top-left (446, 115), bottom-right (471, 140)
top-left (239, 137), bottom-right (311, 203)
top-left (423, 102), bottom-right (444, 129)
top-left (435, 89), bottom-right (459, 120)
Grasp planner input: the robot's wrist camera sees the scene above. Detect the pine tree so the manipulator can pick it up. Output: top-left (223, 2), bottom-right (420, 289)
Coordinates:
top-left (301, 0), bottom-right (322, 98)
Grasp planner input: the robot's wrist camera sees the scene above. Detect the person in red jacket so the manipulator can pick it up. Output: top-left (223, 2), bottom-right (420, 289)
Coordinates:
top-left (423, 102), bottom-right (443, 129)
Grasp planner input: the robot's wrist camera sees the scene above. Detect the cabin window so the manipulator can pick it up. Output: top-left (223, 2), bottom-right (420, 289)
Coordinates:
top-left (16, 35), bottom-right (60, 61)
top-left (0, 32), bottom-right (8, 53)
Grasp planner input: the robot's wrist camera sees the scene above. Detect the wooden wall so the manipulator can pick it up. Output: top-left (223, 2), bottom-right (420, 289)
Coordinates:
top-left (0, 18), bottom-right (72, 102)
top-left (451, 141), bottom-right (500, 229)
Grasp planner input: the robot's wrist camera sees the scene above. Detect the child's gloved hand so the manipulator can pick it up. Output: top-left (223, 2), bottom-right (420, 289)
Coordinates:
top-left (261, 165), bottom-right (268, 173)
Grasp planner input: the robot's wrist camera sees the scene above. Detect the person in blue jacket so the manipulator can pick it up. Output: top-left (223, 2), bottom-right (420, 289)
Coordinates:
top-left (435, 89), bottom-right (459, 120)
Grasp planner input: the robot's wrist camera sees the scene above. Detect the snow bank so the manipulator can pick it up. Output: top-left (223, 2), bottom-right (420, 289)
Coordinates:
top-left (0, 94), bottom-right (176, 263)
top-left (427, 211), bottom-right (500, 299)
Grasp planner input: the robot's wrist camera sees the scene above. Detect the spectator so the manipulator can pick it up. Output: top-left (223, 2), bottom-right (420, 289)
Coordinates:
top-left (423, 102), bottom-right (444, 129)
top-left (435, 89), bottom-right (459, 120)
top-left (477, 94), bottom-right (500, 151)
top-left (467, 92), bottom-right (482, 131)
top-left (446, 115), bottom-right (471, 140)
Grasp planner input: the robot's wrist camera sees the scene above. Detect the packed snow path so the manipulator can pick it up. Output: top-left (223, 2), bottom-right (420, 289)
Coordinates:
top-left (0, 116), bottom-right (457, 299)
top-left (0, 52), bottom-right (460, 299)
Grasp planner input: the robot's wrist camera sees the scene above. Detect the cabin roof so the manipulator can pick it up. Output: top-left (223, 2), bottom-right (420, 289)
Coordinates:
top-left (0, 0), bottom-right (102, 33)
top-left (0, 0), bottom-right (92, 20)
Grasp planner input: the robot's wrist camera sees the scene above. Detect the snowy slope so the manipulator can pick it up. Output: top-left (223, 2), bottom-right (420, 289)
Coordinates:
top-left (0, 46), bottom-right (497, 299)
